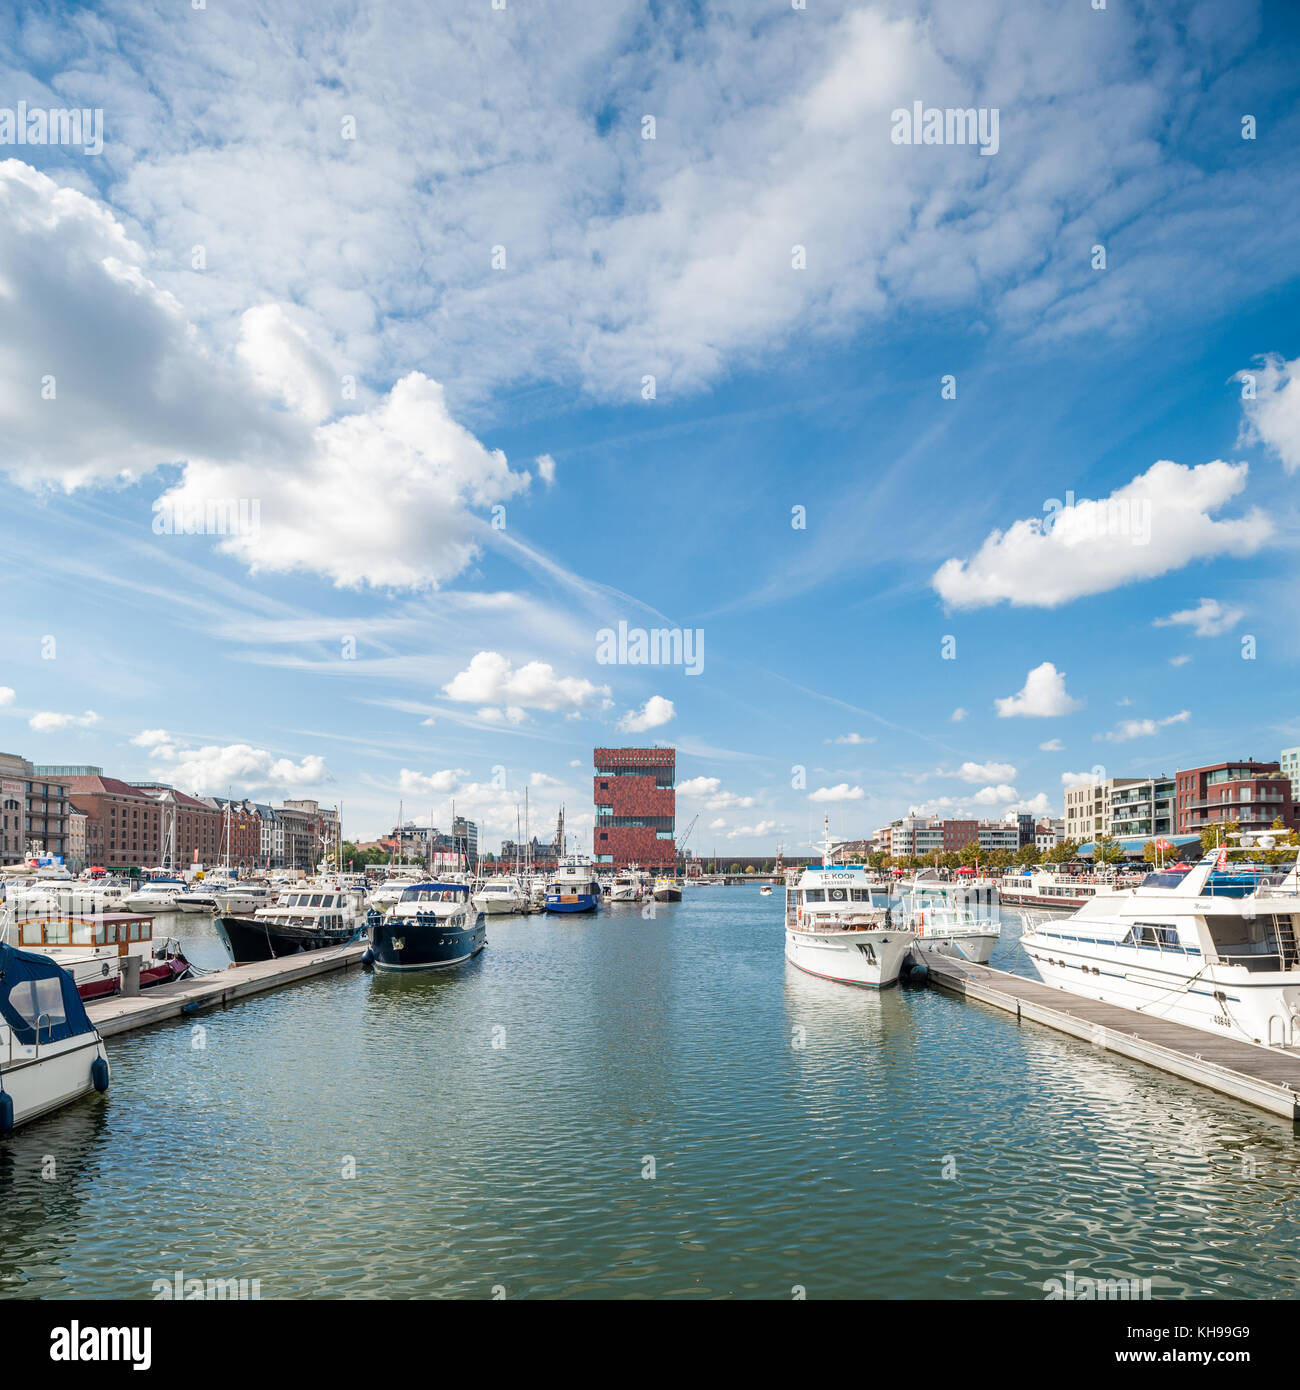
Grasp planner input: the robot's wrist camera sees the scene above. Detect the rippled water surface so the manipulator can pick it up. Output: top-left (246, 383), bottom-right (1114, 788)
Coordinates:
top-left (3, 891), bottom-right (1299, 1299)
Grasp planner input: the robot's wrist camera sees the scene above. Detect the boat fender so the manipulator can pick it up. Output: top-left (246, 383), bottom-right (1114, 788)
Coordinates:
top-left (0, 1089), bottom-right (12, 1134)
top-left (91, 1056), bottom-right (110, 1093)
top-left (361, 947), bottom-right (374, 968)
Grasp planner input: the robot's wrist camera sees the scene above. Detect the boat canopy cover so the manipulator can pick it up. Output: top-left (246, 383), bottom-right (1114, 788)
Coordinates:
top-left (0, 941), bottom-right (96, 1046)
top-left (401, 882), bottom-right (469, 897)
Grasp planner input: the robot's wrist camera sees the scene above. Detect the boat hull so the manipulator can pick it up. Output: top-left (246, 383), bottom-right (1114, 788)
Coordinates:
top-left (0, 1036), bottom-right (109, 1130)
top-left (544, 894), bottom-right (600, 913)
top-left (784, 927), bottom-right (917, 988)
top-left (368, 919), bottom-right (486, 970)
top-left (916, 929), bottom-right (999, 964)
top-left (473, 896), bottom-right (526, 916)
top-left (1019, 931), bottom-right (1300, 1046)
top-left (216, 914), bottom-right (355, 964)
top-left (652, 888), bottom-right (682, 903)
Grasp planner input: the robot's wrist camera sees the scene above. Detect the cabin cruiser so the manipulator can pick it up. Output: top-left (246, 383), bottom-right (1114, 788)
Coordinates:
top-left (3, 906), bottom-right (191, 1000)
top-left (366, 867), bottom-right (428, 913)
top-left (610, 867), bottom-right (648, 902)
top-left (210, 884), bottom-right (276, 916)
top-left (365, 882), bottom-right (485, 970)
top-left (898, 871), bottom-right (1002, 964)
top-left (544, 856), bottom-right (602, 914)
top-left (121, 877), bottom-right (188, 912)
top-left (1020, 843), bottom-right (1300, 1047)
top-left (0, 938), bottom-right (110, 1133)
top-left (216, 884), bottom-right (367, 964)
top-left (652, 876), bottom-right (683, 903)
top-left (785, 858), bottom-right (918, 988)
top-left (471, 875), bottom-right (528, 916)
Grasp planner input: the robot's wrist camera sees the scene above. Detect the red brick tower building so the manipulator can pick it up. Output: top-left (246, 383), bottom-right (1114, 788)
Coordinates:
top-left (593, 747), bottom-right (676, 870)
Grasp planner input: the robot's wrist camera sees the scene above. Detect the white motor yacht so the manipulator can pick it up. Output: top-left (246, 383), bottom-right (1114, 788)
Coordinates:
top-left (471, 875), bottom-right (528, 916)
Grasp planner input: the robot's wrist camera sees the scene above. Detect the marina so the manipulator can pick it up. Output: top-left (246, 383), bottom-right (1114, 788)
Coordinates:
top-left (5, 889), bottom-right (1300, 1303)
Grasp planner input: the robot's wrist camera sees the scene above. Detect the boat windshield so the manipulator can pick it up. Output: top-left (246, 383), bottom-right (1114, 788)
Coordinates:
top-left (402, 888), bottom-right (465, 903)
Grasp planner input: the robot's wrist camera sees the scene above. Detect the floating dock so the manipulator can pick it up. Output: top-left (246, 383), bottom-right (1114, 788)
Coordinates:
top-left (87, 944), bottom-right (367, 1038)
top-left (920, 949), bottom-right (1300, 1121)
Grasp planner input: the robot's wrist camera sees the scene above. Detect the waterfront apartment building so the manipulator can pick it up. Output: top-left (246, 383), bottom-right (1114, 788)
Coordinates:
top-left (281, 799), bottom-right (340, 872)
top-left (1282, 747), bottom-right (1300, 803)
top-left (593, 746), bottom-right (676, 869)
top-left (67, 811), bottom-right (87, 871)
top-left (0, 751), bottom-right (72, 865)
top-left (1063, 776), bottom-right (1176, 843)
top-left (1035, 818), bottom-right (1066, 852)
top-left (1174, 761), bottom-right (1296, 836)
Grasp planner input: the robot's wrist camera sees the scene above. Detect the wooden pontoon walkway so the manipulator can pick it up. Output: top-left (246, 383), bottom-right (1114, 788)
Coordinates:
top-left (919, 948), bottom-right (1300, 1121)
top-left (86, 944), bottom-right (368, 1039)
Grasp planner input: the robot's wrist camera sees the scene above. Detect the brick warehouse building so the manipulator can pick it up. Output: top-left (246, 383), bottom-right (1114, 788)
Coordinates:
top-left (66, 775), bottom-right (224, 869)
top-left (593, 746), bottom-right (676, 870)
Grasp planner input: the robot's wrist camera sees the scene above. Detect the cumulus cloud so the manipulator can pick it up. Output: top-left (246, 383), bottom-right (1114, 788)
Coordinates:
top-left (530, 772), bottom-right (563, 788)
top-left (995, 663), bottom-right (1084, 718)
top-left (132, 729), bottom-right (329, 795)
top-left (1061, 770), bottom-right (1099, 788)
top-left (950, 708), bottom-right (968, 723)
top-left (29, 709), bottom-right (99, 732)
top-left (1169, 655), bottom-right (1191, 667)
top-left (1039, 738), bottom-right (1064, 751)
top-left (1007, 792), bottom-right (1054, 818)
top-left (399, 767), bottom-right (469, 796)
top-left (808, 784), bottom-right (865, 803)
top-left (0, 687), bottom-right (15, 707)
top-left (443, 651), bottom-right (611, 714)
top-left (1153, 597), bottom-right (1244, 638)
top-left (1097, 710), bottom-right (1190, 743)
top-left (725, 821), bottom-right (777, 841)
top-left (933, 461), bottom-right (1272, 610)
top-left (677, 775), bottom-right (755, 811)
top-left (619, 695), bottom-right (675, 733)
top-left (1238, 353), bottom-right (1300, 472)
top-left (955, 761), bottom-right (1017, 784)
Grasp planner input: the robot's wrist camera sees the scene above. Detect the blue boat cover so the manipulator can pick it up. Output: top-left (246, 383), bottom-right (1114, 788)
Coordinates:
top-left (0, 941), bottom-right (96, 1045)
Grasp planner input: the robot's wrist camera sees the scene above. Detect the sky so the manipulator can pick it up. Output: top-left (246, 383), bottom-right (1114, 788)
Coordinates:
top-left (2, 0), bottom-right (1300, 856)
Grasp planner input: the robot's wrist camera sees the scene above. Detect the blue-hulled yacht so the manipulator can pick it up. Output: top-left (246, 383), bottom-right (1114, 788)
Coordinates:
top-left (543, 855), bottom-right (602, 914)
top-left (364, 882), bottom-right (485, 971)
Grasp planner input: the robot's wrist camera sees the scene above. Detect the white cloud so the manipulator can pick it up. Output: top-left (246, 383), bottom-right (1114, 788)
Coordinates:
top-left (0, 687), bottom-right (15, 707)
top-left (475, 706), bottom-right (527, 725)
top-left (1238, 353), bottom-right (1300, 472)
top-left (677, 775), bottom-right (755, 811)
top-left (1169, 654), bottom-right (1191, 667)
top-left (995, 663), bottom-right (1084, 718)
top-left (568, 760), bottom-right (582, 768)
top-left (29, 709), bottom-right (99, 732)
top-left (618, 695), bottom-right (675, 733)
top-left (725, 821), bottom-right (777, 841)
top-left (530, 772), bottom-right (563, 788)
top-left (1007, 792), bottom-right (1054, 818)
top-left (955, 760), bottom-right (1017, 784)
top-left (132, 729), bottom-right (329, 795)
top-left (1153, 597), bottom-right (1244, 638)
top-left (950, 708), bottom-right (968, 723)
top-left (1039, 738), bottom-right (1064, 752)
top-left (709, 818), bottom-right (727, 830)
top-left (443, 651), bottom-right (610, 713)
top-left (808, 784), bottom-right (865, 803)
top-left (825, 732), bottom-right (874, 745)
top-left (971, 784), bottom-right (1018, 805)
top-left (535, 454), bottom-right (557, 486)
top-left (1097, 710), bottom-right (1190, 743)
top-left (1061, 770), bottom-right (1097, 789)
top-left (933, 461), bottom-right (1272, 610)
top-left (398, 768), bottom-right (469, 796)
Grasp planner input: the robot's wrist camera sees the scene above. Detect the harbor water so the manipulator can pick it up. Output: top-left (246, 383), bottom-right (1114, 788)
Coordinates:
top-left (3, 890), bottom-right (1299, 1299)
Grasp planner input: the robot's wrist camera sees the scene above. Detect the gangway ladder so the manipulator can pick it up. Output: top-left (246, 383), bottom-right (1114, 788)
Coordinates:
top-left (1276, 912), bottom-right (1300, 969)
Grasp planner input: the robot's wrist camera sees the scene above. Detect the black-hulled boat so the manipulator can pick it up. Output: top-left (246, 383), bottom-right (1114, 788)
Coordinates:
top-left (364, 882), bottom-right (485, 972)
top-left (216, 884), bottom-right (367, 964)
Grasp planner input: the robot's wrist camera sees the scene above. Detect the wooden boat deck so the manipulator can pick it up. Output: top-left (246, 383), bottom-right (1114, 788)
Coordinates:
top-left (918, 948), bottom-right (1300, 1121)
top-left (86, 944), bottom-right (368, 1038)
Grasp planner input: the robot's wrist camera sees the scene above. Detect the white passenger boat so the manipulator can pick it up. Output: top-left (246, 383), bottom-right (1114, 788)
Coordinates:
top-left (0, 935), bottom-right (110, 1133)
top-left (121, 876), bottom-right (188, 912)
top-left (784, 832), bottom-right (919, 988)
top-left (1020, 841), bottom-right (1300, 1047)
top-left (998, 868), bottom-right (1135, 910)
top-left (899, 871), bottom-right (1001, 963)
top-left (472, 875), bottom-right (528, 916)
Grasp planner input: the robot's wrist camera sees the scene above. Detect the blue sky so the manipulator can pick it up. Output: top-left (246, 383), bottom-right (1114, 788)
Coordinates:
top-left (2, 0), bottom-right (1299, 852)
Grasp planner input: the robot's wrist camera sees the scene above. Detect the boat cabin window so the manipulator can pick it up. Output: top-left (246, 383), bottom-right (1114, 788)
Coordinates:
top-left (850, 889), bottom-right (872, 902)
top-left (1204, 914), bottom-right (1287, 971)
top-left (826, 887), bottom-right (848, 903)
top-left (803, 889), bottom-right (825, 903)
top-left (309, 894), bottom-right (323, 907)
top-left (7, 976), bottom-right (66, 1033)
